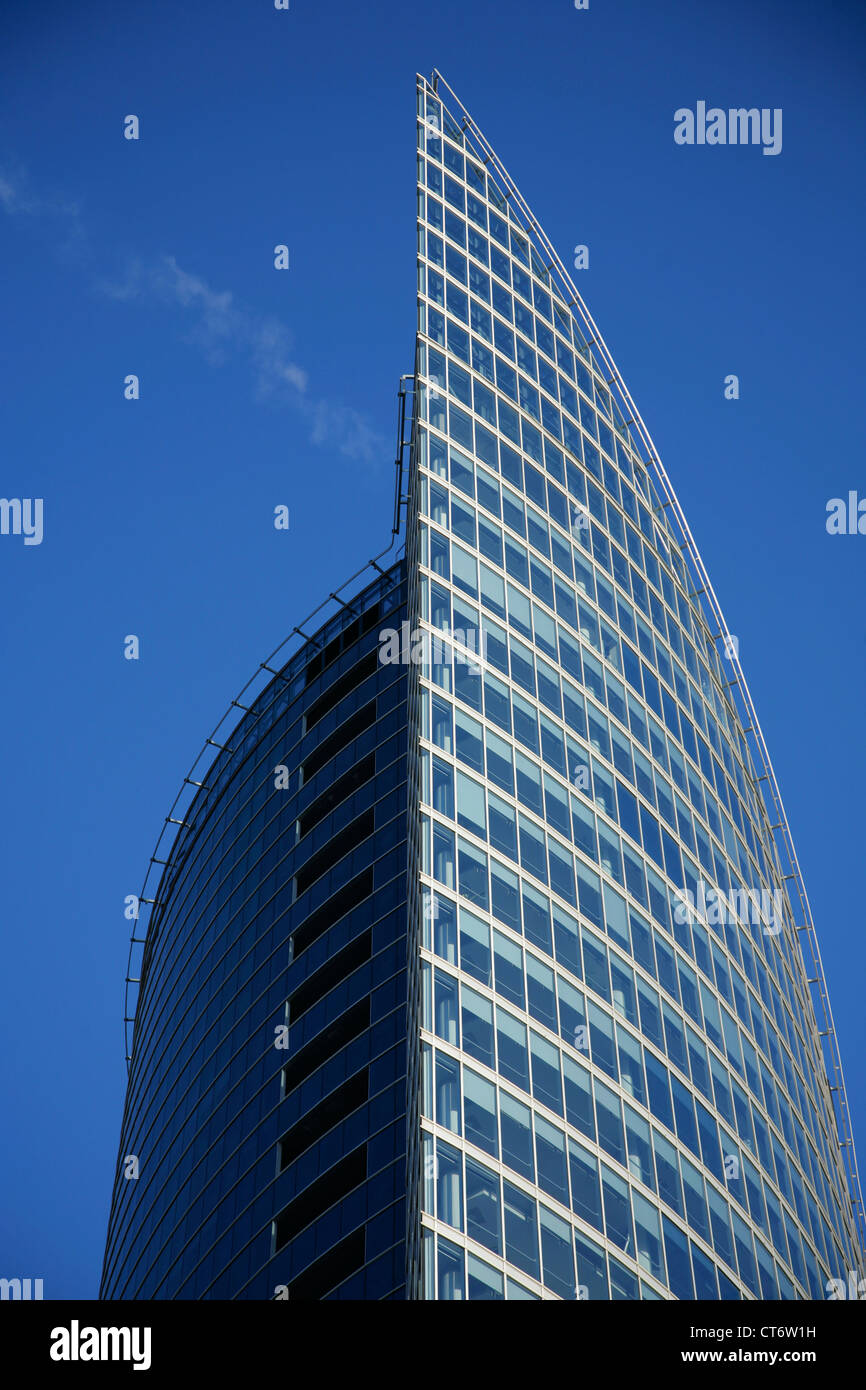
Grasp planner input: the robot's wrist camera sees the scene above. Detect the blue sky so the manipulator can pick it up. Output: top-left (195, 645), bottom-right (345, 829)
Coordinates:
top-left (1, 0), bottom-right (864, 1296)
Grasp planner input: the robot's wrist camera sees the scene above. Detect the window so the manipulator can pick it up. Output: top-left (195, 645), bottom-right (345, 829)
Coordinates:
top-left (464, 1068), bottom-right (498, 1157)
top-left (462, 987), bottom-right (494, 1068)
top-left (496, 1008), bottom-right (529, 1091)
top-left (500, 1091), bottom-right (535, 1181)
top-left (503, 1182), bottom-right (539, 1280)
top-left (465, 1157), bottom-right (502, 1255)
top-left (456, 771), bottom-right (486, 836)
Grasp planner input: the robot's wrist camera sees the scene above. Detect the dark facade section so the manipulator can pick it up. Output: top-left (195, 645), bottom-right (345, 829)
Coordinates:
top-left (101, 560), bottom-right (410, 1300)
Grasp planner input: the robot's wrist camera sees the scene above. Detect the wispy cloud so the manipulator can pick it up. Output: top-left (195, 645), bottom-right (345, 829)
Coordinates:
top-left (0, 174), bottom-right (29, 213)
top-left (0, 168), bottom-right (87, 256)
top-left (309, 400), bottom-right (389, 463)
top-left (2, 170), bottom-right (388, 469)
top-left (101, 254), bottom-right (310, 391)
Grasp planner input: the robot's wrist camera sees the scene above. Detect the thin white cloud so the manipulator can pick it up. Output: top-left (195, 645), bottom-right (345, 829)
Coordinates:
top-left (0, 175), bottom-right (24, 212)
top-left (0, 168), bottom-right (86, 254)
top-left (2, 171), bottom-right (387, 469)
top-left (309, 400), bottom-right (387, 464)
top-left (102, 253), bottom-right (309, 390)
top-left (104, 254), bottom-right (391, 466)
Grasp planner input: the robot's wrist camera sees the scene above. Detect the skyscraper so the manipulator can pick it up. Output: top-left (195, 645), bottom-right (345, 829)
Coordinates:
top-left (101, 71), bottom-right (865, 1301)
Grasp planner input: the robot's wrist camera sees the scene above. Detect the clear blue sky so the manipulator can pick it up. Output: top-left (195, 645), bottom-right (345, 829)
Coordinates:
top-left (1, 0), bottom-right (864, 1297)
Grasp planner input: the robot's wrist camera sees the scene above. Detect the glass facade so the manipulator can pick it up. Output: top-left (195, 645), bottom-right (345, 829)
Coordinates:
top-left (102, 72), bottom-right (864, 1302)
top-left (408, 71), bottom-right (864, 1300)
top-left (101, 562), bottom-right (410, 1299)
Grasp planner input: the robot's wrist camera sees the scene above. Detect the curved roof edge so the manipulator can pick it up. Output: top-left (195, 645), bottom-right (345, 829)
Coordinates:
top-left (122, 538), bottom-right (405, 1082)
